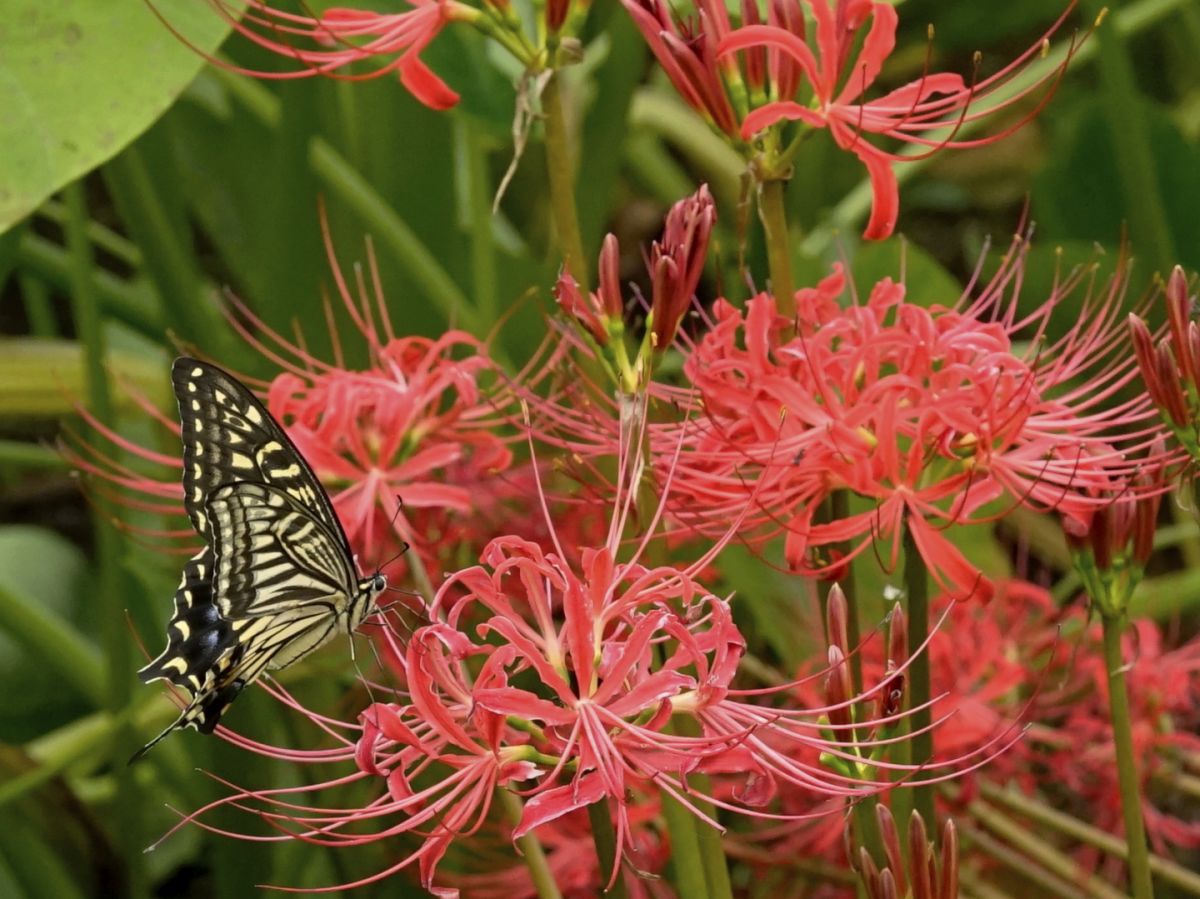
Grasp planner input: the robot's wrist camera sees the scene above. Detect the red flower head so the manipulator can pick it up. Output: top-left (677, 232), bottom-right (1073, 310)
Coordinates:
top-left (666, 236), bottom-right (1173, 601)
top-left (160, 0), bottom-right (479, 109)
top-left (621, 0), bottom-right (812, 139)
top-left (717, 2), bottom-right (1087, 237)
top-left (149, 389), bottom-right (972, 893)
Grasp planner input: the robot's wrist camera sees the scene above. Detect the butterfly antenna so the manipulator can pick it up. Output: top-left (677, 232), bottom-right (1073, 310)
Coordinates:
top-left (370, 495), bottom-right (411, 575)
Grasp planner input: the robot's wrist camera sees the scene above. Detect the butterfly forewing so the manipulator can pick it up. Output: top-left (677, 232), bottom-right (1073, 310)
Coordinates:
top-left (171, 358), bottom-right (345, 549)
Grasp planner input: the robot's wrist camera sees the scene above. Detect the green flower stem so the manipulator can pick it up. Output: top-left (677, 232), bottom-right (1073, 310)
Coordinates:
top-left (691, 787), bottom-right (733, 899)
top-left (498, 789), bottom-right (564, 899)
top-left (757, 178), bottom-right (795, 319)
top-left (17, 234), bottom-right (164, 339)
top-left (1100, 613), bottom-right (1156, 899)
top-left (661, 791), bottom-right (711, 899)
top-left (64, 180), bottom-right (146, 899)
top-left (964, 799), bottom-right (1131, 899)
top-left (903, 525), bottom-right (935, 829)
top-left (587, 799), bottom-right (630, 899)
top-left (462, 117), bottom-right (499, 324)
top-left (979, 781), bottom-right (1200, 894)
top-left (542, 71), bottom-right (589, 294)
top-left (672, 717), bottom-right (733, 899)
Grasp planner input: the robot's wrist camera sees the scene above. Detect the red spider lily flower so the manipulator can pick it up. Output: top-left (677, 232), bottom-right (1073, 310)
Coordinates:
top-left (648, 185), bottom-right (715, 351)
top-left (155, 399), bottom-right (984, 893)
top-left (161, 1), bottom-right (479, 109)
top-left (664, 235), bottom-right (1174, 600)
top-left (719, 3), bottom-right (1086, 238)
top-left (620, 0), bottom-right (811, 140)
top-left (63, 235), bottom-right (512, 579)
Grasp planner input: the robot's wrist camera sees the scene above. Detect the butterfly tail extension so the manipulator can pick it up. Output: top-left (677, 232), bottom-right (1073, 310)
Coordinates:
top-left (129, 679), bottom-right (246, 764)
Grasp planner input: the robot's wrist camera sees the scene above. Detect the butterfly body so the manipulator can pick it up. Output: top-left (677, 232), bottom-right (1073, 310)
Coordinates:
top-left (133, 358), bottom-right (385, 761)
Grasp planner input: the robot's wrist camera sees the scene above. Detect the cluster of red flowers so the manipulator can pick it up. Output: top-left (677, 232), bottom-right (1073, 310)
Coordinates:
top-left (92, 1), bottom-right (1200, 897)
top-left (656, 238), bottom-right (1166, 601)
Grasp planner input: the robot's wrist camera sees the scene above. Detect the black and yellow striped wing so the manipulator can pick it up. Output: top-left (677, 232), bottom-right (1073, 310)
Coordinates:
top-left (133, 359), bottom-right (385, 761)
top-left (206, 481), bottom-right (359, 621)
top-left (171, 357), bottom-right (349, 555)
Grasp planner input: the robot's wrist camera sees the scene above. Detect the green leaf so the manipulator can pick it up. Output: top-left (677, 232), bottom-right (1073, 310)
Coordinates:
top-left (0, 527), bottom-right (101, 735)
top-left (0, 1), bottom-right (241, 232)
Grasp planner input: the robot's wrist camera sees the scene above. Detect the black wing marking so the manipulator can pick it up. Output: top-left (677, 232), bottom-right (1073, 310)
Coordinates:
top-left (131, 608), bottom-right (338, 763)
top-left (137, 550), bottom-right (231, 694)
top-left (171, 357), bottom-right (348, 552)
top-left (205, 481), bottom-right (357, 621)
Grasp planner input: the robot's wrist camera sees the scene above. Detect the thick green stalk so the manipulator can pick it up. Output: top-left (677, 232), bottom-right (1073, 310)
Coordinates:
top-left (63, 180), bottom-right (145, 899)
top-left (757, 178), bottom-right (795, 319)
top-left (462, 117), bottom-right (499, 324)
top-left (542, 72), bottom-right (589, 294)
top-left (1100, 614), bottom-right (1156, 899)
top-left (690, 790), bottom-right (733, 899)
top-left (499, 789), bottom-right (563, 899)
top-left (587, 800), bottom-right (630, 899)
top-left (660, 792), bottom-right (710, 899)
top-left (903, 526), bottom-right (935, 828)
top-left (17, 275), bottom-right (57, 338)
top-left (671, 718), bottom-right (733, 899)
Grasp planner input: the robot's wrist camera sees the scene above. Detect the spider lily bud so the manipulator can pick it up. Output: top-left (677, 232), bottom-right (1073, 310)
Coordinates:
top-left (1130, 267), bottom-right (1200, 457)
top-left (1063, 462), bottom-right (1164, 619)
top-left (851, 807), bottom-right (959, 899)
top-left (825, 645), bottom-right (853, 730)
top-left (648, 185), bottom-right (714, 351)
top-left (545, 0), bottom-right (570, 32)
top-left (826, 583), bottom-right (850, 656)
top-left (554, 269), bottom-right (609, 347)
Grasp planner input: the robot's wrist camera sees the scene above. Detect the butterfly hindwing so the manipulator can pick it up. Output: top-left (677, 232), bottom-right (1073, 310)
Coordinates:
top-left (205, 480), bottom-right (356, 620)
top-left (137, 549), bottom-right (231, 694)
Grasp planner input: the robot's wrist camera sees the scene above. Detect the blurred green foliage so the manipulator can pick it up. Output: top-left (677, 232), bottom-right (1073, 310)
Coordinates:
top-left (1, 0), bottom-right (1199, 896)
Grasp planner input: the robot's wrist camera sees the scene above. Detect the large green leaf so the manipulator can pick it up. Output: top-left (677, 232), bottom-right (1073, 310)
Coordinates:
top-left (0, 1), bottom-right (240, 232)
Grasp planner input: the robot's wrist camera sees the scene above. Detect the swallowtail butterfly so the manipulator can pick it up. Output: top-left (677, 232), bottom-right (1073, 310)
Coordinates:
top-left (132, 358), bottom-right (387, 760)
